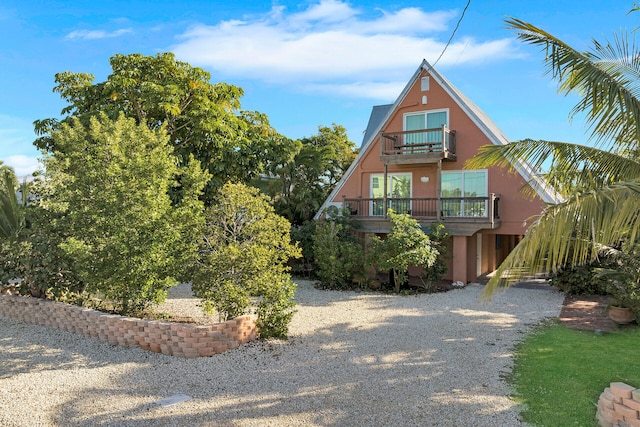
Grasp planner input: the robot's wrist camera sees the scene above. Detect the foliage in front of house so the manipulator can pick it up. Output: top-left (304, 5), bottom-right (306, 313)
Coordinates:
top-left (310, 208), bottom-right (449, 292)
top-left (0, 53), bottom-right (360, 340)
top-left (368, 210), bottom-right (439, 293)
top-left (1, 51), bottom-right (448, 341)
top-left (191, 182), bottom-right (301, 339)
top-left (419, 222), bottom-right (450, 291)
top-left (549, 262), bottom-right (611, 296)
top-left (312, 208), bottom-right (364, 289)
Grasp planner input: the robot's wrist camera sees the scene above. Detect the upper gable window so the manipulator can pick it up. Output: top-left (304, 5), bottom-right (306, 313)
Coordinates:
top-left (404, 110), bottom-right (448, 145)
top-left (421, 77), bottom-right (430, 91)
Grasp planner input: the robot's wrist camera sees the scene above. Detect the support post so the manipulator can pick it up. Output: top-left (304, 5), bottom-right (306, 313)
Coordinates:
top-left (436, 160), bottom-right (442, 221)
top-left (452, 235), bottom-right (468, 284)
top-left (383, 163), bottom-right (388, 217)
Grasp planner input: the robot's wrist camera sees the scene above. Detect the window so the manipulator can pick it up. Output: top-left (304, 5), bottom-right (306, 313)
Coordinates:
top-left (404, 110), bottom-right (448, 147)
top-left (370, 173), bottom-right (411, 216)
top-left (421, 77), bottom-right (430, 91)
top-left (441, 170), bottom-right (488, 217)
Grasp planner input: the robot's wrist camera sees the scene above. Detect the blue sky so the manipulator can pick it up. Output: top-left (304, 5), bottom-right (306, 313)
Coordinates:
top-left (0, 0), bottom-right (635, 177)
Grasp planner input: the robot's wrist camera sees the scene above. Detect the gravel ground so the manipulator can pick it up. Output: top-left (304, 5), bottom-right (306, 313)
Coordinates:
top-left (0, 280), bottom-right (564, 426)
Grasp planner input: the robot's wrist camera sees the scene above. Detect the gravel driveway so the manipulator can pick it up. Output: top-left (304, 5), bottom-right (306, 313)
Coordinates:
top-left (0, 280), bottom-right (563, 426)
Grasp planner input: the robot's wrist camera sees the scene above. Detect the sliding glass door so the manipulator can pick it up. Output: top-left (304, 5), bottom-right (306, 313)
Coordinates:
top-left (370, 173), bottom-right (412, 216)
top-left (441, 170), bottom-right (487, 217)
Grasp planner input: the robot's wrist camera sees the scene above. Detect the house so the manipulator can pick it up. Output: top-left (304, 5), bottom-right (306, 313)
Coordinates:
top-left (315, 59), bottom-right (560, 284)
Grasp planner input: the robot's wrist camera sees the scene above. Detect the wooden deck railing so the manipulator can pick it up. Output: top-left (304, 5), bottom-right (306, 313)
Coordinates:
top-left (342, 194), bottom-right (500, 222)
top-left (380, 126), bottom-right (456, 157)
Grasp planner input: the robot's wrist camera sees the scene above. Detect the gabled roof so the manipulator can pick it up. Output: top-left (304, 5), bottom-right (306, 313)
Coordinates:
top-left (360, 104), bottom-right (392, 148)
top-left (314, 59), bottom-right (561, 219)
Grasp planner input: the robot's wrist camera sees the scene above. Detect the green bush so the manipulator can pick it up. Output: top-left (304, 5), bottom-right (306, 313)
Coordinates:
top-left (192, 182), bottom-right (301, 339)
top-left (368, 211), bottom-right (439, 293)
top-left (256, 275), bottom-right (297, 339)
top-left (32, 114), bottom-right (208, 315)
top-left (420, 223), bottom-right (450, 291)
top-left (312, 208), bottom-right (363, 289)
top-left (548, 262), bottom-right (611, 295)
top-left (290, 220), bottom-right (317, 277)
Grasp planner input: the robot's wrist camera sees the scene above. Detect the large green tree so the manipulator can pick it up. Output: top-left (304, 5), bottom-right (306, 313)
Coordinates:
top-left (467, 16), bottom-right (640, 294)
top-left (42, 114), bottom-right (208, 314)
top-left (264, 124), bottom-right (358, 225)
top-left (35, 52), bottom-right (292, 203)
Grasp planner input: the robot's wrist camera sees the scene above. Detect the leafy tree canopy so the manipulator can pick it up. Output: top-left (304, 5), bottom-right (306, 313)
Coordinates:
top-left (42, 113), bottom-right (208, 314)
top-left (34, 52), bottom-right (293, 203)
top-left (264, 124), bottom-right (358, 225)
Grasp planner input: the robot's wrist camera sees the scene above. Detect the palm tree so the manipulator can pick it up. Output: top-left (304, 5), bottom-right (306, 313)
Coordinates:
top-left (467, 16), bottom-right (640, 295)
top-left (0, 161), bottom-right (25, 240)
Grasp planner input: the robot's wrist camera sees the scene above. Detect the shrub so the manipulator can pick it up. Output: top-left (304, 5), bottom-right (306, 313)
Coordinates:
top-left (312, 208), bottom-right (363, 289)
top-left (549, 262), bottom-right (611, 295)
top-left (192, 182), bottom-right (301, 339)
top-left (0, 205), bottom-right (86, 301)
top-left (37, 114), bottom-right (208, 315)
top-left (421, 222), bottom-right (451, 291)
top-left (290, 220), bottom-right (317, 277)
top-left (368, 211), bottom-right (439, 293)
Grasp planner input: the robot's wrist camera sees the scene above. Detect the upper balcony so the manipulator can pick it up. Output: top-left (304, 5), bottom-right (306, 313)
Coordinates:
top-left (379, 125), bottom-right (456, 165)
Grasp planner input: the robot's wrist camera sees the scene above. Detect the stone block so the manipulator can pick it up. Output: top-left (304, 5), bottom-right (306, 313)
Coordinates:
top-left (624, 398), bottom-right (640, 412)
top-left (600, 394), bottom-right (614, 410)
top-left (597, 408), bottom-right (614, 427)
top-left (614, 402), bottom-right (639, 420)
top-left (612, 383), bottom-right (636, 399)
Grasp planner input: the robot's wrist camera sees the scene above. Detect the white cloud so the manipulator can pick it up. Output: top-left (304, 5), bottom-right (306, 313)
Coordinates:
top-left (171, 0), bottom-right (519, 100)
top-left (65, 28), bottom-right (132, 40)
top-left (308, 81), bottom-right (406, 100)
top-left (4, 155), bottom-right (40, 178)
top-left (288, 0), bottom-right (359, 26)
top-left (0, 115), bottom-right (41, 176)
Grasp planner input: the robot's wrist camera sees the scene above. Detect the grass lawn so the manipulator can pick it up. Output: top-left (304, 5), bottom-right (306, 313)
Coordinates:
top-left (511, 321), bottom-right (640, 427)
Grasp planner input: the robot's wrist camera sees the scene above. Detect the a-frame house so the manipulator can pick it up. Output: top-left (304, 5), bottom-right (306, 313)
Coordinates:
top-left (315, 59), bottom-right (559, 284)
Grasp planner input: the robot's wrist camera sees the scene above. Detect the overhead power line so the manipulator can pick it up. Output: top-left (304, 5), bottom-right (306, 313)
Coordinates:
top-left (433, 0), bottom-right (471, 66)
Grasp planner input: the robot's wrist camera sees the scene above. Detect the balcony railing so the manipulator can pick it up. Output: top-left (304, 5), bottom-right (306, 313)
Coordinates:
top-left (380, 126), bottom-right (456, 163)
top-left (342, 194), bottom-right (500, 223)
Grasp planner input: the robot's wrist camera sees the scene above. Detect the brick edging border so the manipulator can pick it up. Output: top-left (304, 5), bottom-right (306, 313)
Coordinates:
top-left (0, 294), bottom-right (258, 358)
top-left (598, 382), bottom-right (640, 427)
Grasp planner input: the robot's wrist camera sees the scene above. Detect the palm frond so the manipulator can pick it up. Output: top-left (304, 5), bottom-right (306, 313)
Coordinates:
top-left (0, 167), bottom-right (23, 240)
top-left (467, 139), bottom-right (640, 195)
top-left (506, 17), bottom-right (640, 147)
top-left (482, 179), bottom-right (640, 296)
